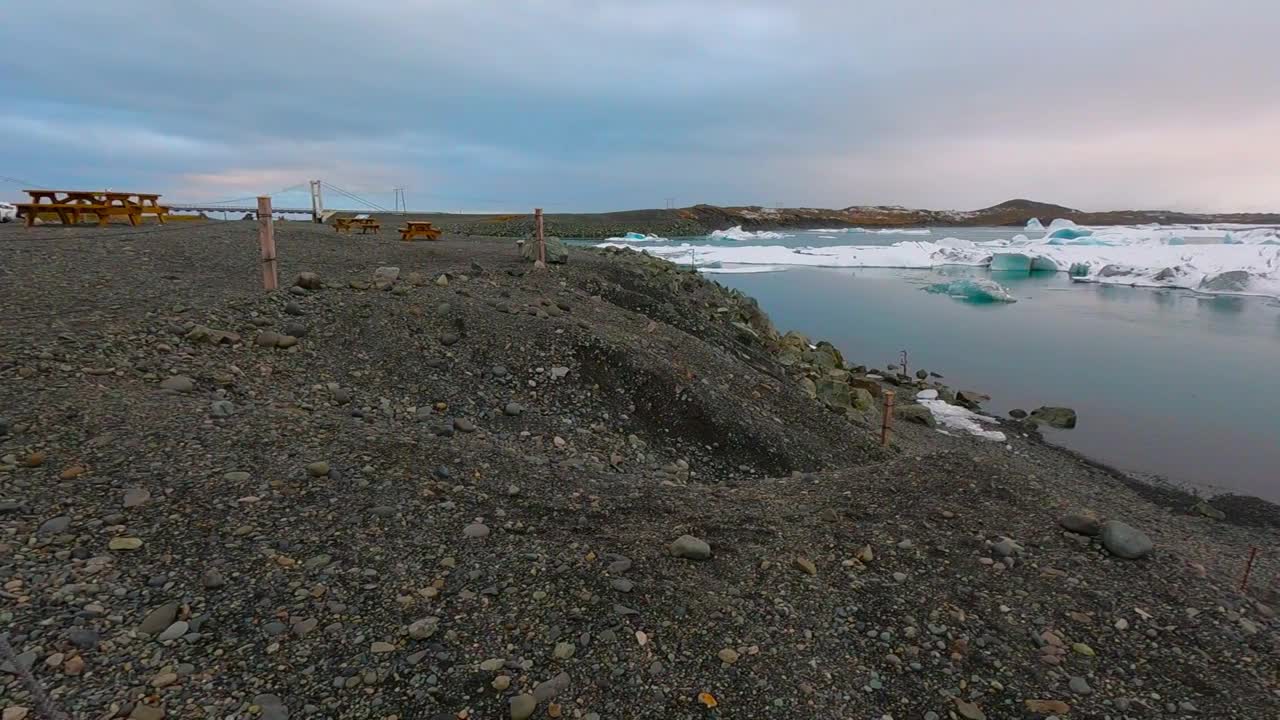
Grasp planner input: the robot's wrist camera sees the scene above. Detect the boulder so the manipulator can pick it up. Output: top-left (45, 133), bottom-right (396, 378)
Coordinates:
top-left (895, 404), bottom-right (935, 427)
top-left (848, 376), bottom-right (883, 399)
top-left (814, 377), bottom-right (852, 411)
top-left (1030, 406), bottom-right (1077, 429)
top-left (849, 387), bottom-right (874, 412)
top-left (373, 266), bottom-right (400, 290)
top-left (956, 390), bottom-right (989, 409)
top-left (1100, 520), bottom-right (1153, 559)
top-left (670, 534), bottom-right (711, 560)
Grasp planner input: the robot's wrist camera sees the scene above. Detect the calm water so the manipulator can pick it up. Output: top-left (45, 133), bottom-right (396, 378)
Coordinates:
top-left (715, 265), bottom-right (1280, 501)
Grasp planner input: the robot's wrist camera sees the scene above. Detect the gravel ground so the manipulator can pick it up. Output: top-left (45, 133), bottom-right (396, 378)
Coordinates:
top-left (1, 220), bottom-right (1277, 720)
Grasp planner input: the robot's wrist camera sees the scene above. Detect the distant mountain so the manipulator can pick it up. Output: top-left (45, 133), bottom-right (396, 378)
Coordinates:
top-left (683, 200), bottom-right (1280, 230)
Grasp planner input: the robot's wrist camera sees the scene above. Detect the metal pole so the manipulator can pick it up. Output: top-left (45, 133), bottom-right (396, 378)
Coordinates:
top-left (880, 390), bottom-right (896, 446)
top-left (535, 208), bottom-right (546, 268)
top-left (258, 196), bottom-right (278, 291)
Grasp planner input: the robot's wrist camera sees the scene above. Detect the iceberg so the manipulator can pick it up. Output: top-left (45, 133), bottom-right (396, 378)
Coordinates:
top-left (989, 253), bottom-right (1032, 272)
top-left (924, 278), bottom-right (1017, 303)
top-left (1024, 218), bottom-right (1045, 232)
top-left (1047, 227), bottom-right (1094, 240)
top-left (708, 225), bottom-right (788, 241)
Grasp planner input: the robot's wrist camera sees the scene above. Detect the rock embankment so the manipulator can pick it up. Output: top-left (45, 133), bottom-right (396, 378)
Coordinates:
top-left (1, 222), bottom-right (1276, 719)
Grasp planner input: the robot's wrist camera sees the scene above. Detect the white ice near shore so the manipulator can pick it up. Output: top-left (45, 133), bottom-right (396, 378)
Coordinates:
top-left (918, 398), bottom-right (1007, 442)
top-left (810, 227), bottom-right (932, 235)
top-left (708, 225), bottom-right (790, 241)
top-left (597, 220), bottom-right (1280, 299)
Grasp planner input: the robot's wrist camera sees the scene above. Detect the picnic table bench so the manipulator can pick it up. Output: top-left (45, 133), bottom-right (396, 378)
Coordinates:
top-left (16, 189), bottom-right (170, 227)
top-left (334, 216), bottom-right (381, 234)
top-left (399, 221), bottom-right (442, 241)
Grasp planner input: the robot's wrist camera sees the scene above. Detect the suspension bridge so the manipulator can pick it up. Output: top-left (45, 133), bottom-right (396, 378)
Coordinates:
top-left (167, 180), bottom-right (406, 221)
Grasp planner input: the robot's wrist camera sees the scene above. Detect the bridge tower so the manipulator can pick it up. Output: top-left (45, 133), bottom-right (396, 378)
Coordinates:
top-left (309, 180), bottom-right (324, 223)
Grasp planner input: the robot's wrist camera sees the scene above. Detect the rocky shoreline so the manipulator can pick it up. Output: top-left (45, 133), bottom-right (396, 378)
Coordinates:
top-left (2, 222), bottom-right (1277, 719)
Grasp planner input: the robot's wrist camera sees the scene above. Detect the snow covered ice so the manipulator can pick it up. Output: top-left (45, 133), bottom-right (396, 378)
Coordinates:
top-left (596, 220), bottom-right (1280, 299)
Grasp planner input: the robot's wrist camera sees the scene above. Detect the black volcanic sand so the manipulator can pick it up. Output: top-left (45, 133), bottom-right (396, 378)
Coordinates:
top-left (1, 219), bottom-right (1277, 720)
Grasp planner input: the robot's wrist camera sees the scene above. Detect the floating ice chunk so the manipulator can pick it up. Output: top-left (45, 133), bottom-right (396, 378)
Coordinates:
top-left (919, 399), bottom-right (1006, 441)
top-left (708, 226), bottom-right (788, 241)
top-left (604, 231), bottom-right (668, 243)
top-left (1047, 227), bottom-right (1094, 241)
top-left (924, 278), bottom-right (1017, 303)
top-left (809, 227), bottom-right (931, 235)
top-left (990, 253), bottom-right (1033, 272)
top-left (1025, 217), bottom-right (1045, 232)
top-left (1046, 218), bottom-right (1080, 231)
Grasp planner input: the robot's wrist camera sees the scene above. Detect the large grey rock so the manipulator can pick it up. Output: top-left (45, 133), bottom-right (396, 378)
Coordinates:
top-left (956, 390), bottom-right (989, 408)
top-left (1100, 520), bottom-right (1153, 559)
top-left (895, 404), bottom-right (935, 427)
top-left (373, 266), bottom-right (400, 290)
top-left (254, 694), bottom-right (289, 720)
top-left (1030, 406), bottom-right (1077, 429)
top-left (1191, 500), bottom-right (1225, 520)
top-left (670, 534), bottom-right (711, 560)
top-left (38, 515), bottom-right (71, 534)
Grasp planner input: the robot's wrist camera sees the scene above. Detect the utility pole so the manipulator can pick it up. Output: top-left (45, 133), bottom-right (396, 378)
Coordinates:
top-left (309, 180), bottom-right (324, 223)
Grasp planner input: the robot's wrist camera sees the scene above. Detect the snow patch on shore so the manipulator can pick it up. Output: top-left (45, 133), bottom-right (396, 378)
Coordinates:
top-left (919, 399), bottom-right (1007, 442)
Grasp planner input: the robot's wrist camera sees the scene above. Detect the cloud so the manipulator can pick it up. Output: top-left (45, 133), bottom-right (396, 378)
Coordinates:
top-left (1, 0), bottom-right (1276, 212)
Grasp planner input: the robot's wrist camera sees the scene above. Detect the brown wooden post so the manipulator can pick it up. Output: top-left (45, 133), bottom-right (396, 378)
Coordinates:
top-left (535, 208), bottom-right (546, 268)
top-left (880, 390), bottom-right (896, 446)
top-left (257, 196), bottom-right (278, 291)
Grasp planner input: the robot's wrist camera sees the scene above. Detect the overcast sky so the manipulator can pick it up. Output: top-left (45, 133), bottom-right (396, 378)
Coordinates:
top-left (2, 1), bottom-right (1277, 213)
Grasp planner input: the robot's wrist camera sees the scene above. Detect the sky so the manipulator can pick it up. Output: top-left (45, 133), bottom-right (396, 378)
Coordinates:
top-left (2, 1), bottom-right (1278, 213)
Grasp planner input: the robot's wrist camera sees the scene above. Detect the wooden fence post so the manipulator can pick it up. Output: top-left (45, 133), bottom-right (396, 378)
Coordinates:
top-left (535, 208), bottom-right (546, 269)
top-left (257, 196), bottom-right (278, 290)
top-left (880, 390), bottom-right (896, 446)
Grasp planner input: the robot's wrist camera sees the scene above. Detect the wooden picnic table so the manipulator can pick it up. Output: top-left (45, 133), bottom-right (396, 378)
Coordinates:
top-left (334, 217), bottom-right (381, 234)
top-left (16, 189), bottom-right (170, 227)
top-left (399, 221), bottom-right (442, 241)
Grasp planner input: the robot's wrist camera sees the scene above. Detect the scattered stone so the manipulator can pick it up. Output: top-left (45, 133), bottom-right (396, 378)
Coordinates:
top-left (305, 461), bottom-right (330, 477)
top-left (463, 522), bottom-right (490, 538)
top-left (1009, 408), bottom-right (1028, 419)
top-left (793, 556), bottom-right (817, 576)
top-left (209, 400), bottom-right (235, 417)
top-left (503, 402), bottom-right (523, 416)
top-left (157, 620), bottom-right (189, 641)
top-left (553, 642), bottom-right (575, 660)
top-left (408, 618), bottom-right (438, 640)
top-left (68, 628), bottom-right (99, 650)
top-left (1100, 520), bottom-right (1154, 559)
top-left (453, 417), bottom-right (476, 433)
top-left (138, 603), bottom-right (179, 635)
top-left (109, 537), bottom-right (143, 551)
top-left (370, 641), bottom-right (395, 653)
top-left (128, 705), bottom-right (165, 720)
top-left (509, 694), bottom-right (537, 720)
top-left (717, 648), bottom-right (739, 664)
top-left (294, 272), bottom-right (322, 290)
top-left (610, 578), bottom-right (634, 593)
top-left (253, 694), bottom-right (290, 720)
top-left (1060, 512), bottom-right (1102, 536)
top-left (38, 515), bottom-right (71, 535)
top-left (492, 675), bottom-right (511, 691)
top-left (158, 375), bottom-right (194, 392)
top-left (954, 699), bottom-right (986, 720)
top-left (1068, 676), bottom-right (1093, 695)
top-left (670, 534), bottom-right (711, 560)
